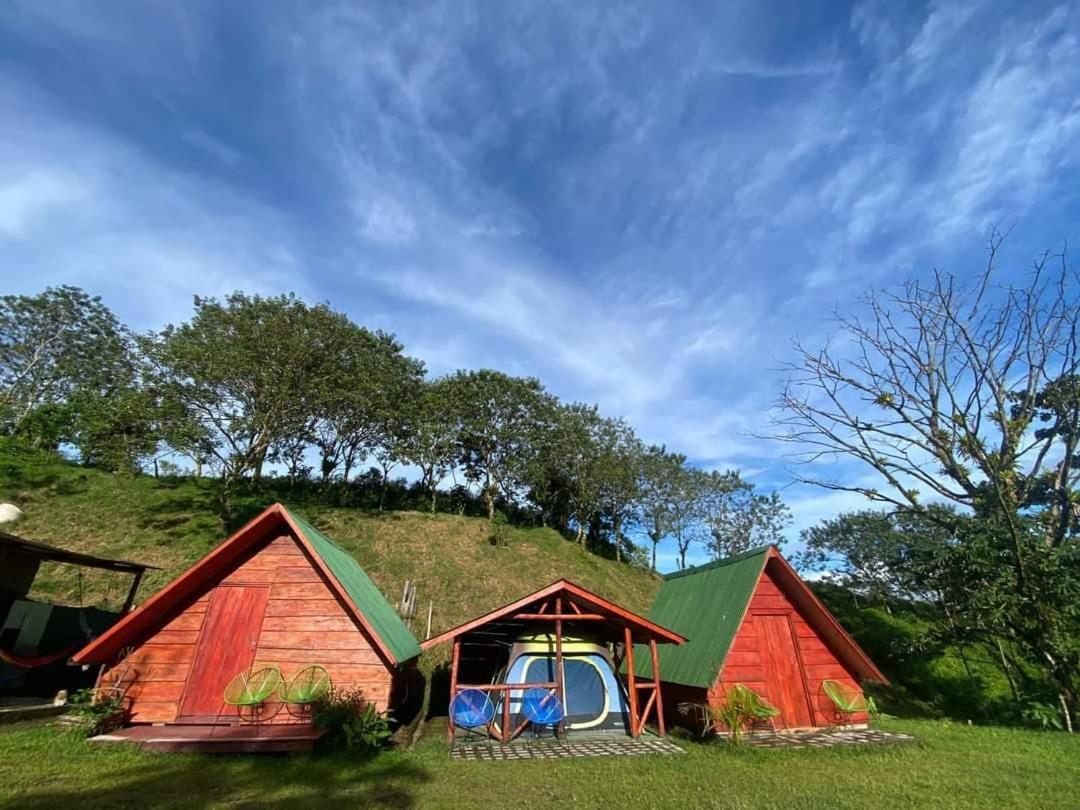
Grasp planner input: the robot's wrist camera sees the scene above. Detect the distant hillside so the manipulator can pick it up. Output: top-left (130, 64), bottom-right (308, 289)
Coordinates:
top-left (0, 442), bottom-right (659, 663)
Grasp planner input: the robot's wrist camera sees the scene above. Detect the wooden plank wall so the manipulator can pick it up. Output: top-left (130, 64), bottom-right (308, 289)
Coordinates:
top-left (706, 568), bottom-right (868, 727)
top-left (102, 534), bottom-right (394, 724)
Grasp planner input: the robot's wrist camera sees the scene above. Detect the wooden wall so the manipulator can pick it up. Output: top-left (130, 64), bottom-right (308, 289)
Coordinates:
top-left (101, 533), bottom-right (394, 724)
top-left (706, 566), bottom-right (868, 727)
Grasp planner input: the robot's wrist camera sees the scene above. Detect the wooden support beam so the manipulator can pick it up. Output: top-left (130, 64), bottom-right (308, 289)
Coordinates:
top-left (624, 625), bottom-right (639, 738)
top-left (555, 596), bottom-right (565, 738)
top-left (120, 569), bottom-right (144, 615)
top-left (566, 600), bottom-right (583, 615)
top-left (650, 637), bottom-right (666, 737)
top-left (509, 613), bottom-right (607, 621)
top-left (501, 677), bottom-right (511, 743)
top-left (455, 682), bottom-right (557, 691)
top-left (448, 637), bottom-right (461, 743)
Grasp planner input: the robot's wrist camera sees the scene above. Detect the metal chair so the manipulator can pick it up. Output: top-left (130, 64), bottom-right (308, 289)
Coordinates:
top-left (223, 665), bottom-right (284, 725)
top-left (280, 665), bottom-right (332, 721)
top-left (450, 687), bottom-right (496, 742)
top-left (520, 687), bottom-right (565, 740)
top-left (822, 679), bottom-right (870, 726)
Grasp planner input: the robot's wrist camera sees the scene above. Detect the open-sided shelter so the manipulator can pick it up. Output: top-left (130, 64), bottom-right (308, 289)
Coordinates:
top-left (1, 531), bottom-right (152, 697)
top-left (422, 580), bottom-right (686, 742)
top-left (635, 546), bottom-right (887, 730)
top-left (73, 504), bottom-right (420, 729)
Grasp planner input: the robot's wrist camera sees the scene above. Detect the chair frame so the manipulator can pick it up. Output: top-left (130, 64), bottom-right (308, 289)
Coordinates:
top-left (450, 688), bottom-right (496, 743)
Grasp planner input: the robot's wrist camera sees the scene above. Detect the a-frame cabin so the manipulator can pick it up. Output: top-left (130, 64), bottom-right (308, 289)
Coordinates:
top-left (635, 546), bottom-right (887, 730)
top-left (73, 504), bottom-right (420, 729)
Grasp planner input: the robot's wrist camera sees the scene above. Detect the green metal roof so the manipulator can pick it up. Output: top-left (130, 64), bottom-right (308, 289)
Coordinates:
top-left (285, 508), bottom-right (422, 666)
top-left (633, 546), bottom-right (770, 687)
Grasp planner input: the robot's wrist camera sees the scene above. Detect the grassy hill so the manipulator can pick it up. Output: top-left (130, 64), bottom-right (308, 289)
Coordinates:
top-left (0, 442), bottom-right (659, 663)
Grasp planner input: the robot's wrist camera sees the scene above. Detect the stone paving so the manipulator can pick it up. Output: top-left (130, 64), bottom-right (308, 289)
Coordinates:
top-left (451, 735), bottom-right (686, 761)
top-left (740, 727), bottom-right (916, 749)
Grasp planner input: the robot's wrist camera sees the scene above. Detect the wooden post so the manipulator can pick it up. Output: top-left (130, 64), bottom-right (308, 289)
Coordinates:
top-left (555, 596), bottom-right (565, 738)
top-left (624, 625), bottom-right (639, 737)
top-left (448, 637), bottom-right (461, 743)
top-left (120, 569), bottom-right (144, 615)
top-left (650, 637), bottom-right (665, 737)
top-left (501, 678), bottom-right (511, 742)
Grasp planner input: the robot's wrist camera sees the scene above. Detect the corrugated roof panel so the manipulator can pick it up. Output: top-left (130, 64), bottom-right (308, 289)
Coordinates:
top-left (633, 546), bottom-right (769, 687)
top-left (286, 509), bottom-right (422, 665)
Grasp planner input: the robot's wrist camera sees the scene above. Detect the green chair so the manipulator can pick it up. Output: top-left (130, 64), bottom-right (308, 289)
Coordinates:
top-left (281, 665), bottom-right (332, 719)
top-left (822, 679), bottom-right (870, 726)
top-left (223, 666), bottom-right (284, 723)
top-left (730, 684), bottom-right (781, 732)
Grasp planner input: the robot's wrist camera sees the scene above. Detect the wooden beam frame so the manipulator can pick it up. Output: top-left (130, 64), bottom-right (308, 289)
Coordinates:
top-left (448, 637), bottom-right (461, 743)
top-left (555, 596), bottom-right (565, 738)
top-left (624, 625), bottom-right (639, 737)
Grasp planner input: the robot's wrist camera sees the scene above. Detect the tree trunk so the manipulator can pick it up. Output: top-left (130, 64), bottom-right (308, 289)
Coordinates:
top-left (995, 639), bottom-right (1022, 710)
top-left (613, 515), bottom-right (622, 563)
top-left (484, 485), bottom-right (495, 521)
top-left (651, 538), bottom-right (658, 571)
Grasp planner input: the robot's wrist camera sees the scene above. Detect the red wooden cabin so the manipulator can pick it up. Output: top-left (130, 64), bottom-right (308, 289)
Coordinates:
top-left (636, 546), bottom-right (887, 731)
top-left (73, 504), bottom-right (420, 743)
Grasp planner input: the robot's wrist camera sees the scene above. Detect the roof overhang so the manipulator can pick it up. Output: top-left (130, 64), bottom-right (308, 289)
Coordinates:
top-left (421, 579), bottom-right (686, 651)
top-left (72, 504), bottom-right (407, 667)
top-left (0, 531), bottom-right (156, 574)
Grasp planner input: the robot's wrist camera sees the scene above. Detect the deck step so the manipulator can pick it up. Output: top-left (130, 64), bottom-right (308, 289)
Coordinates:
top-left (89, 723), bottom-right (325, 754)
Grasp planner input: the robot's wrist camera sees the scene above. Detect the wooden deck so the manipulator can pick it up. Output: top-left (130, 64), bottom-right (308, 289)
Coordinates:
top-left (89, 723), bottom-right (325, 753)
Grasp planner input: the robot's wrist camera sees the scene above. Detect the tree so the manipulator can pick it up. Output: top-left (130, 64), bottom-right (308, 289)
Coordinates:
top-left (637, 446), bottom-right (684, 571)
top-left (66, 384), bottom-right (160, 473)
top-left (775, 232), bottom-right (1079, 728)
top-left (699, 470), bottom-right (791, 559)
top-left (594, 420), bottom-right (644, 563)
top-left (398, 378), bottom-right (459, 513)
top-left (796, 508), bottom-right (955, 605)
top-left (145, 293), bottom-right (356, 518)
top-left (312, 328), bottom-right (424, 484)
top-left (668, 466), bottom-right (706, 570)
top-left (0, 286), bottom-right (132, 442)
top-left (444, 370), bottom-right (553, 520)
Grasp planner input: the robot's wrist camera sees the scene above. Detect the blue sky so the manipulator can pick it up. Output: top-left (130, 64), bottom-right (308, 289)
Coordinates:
top-left (3, 1), bottom-right (1079, 571)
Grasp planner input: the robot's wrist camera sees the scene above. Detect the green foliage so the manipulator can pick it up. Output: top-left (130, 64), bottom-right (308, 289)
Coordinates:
top-left (443, 369), bottom-right (554, 520)
top-left (680, 684), bottom-right (780, 745)
top-left (64, 688), bottom-right (127, 738)
top-left (313, 687), bottom-right (393, 753)
top-left (1022, 702), bottom-right (1065, 731)
top-left (699, 469), bottom-right (791, 559)
top-left (0, 286), bottom-right (133, 440)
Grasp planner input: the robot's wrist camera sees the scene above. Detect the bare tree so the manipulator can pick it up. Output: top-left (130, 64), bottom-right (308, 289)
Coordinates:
top-left (773, 230), bottom-right (1079, 728)
top-left (775, 231), bottom-right (1078, 551)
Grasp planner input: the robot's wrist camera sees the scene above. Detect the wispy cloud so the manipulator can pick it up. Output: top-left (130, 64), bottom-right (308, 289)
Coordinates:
top-left (2, 1), bottom-right (1079, 571)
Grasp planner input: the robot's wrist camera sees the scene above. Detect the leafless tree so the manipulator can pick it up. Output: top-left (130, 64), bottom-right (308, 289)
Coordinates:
top-left (774, 230), bottom-right (1079, 553)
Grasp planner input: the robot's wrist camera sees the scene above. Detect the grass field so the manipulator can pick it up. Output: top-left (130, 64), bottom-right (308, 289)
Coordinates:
top-left (1, 718), bottom-right (1077, 809)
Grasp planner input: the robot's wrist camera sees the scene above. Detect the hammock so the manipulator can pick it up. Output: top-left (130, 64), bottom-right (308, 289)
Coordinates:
top-left (0, 643), bottom-right (80, 669)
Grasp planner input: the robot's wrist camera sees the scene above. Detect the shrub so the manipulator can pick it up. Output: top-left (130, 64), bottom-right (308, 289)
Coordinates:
top-left (313, 687), bottom-right (392, 753)
top-left (63, 688), bottom-right (127, 737)
top-left (679, 684), bottom-right (780, 744)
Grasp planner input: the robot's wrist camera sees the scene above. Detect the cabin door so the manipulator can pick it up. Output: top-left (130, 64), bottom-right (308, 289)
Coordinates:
top-left (754, 613), bottom-right (813, 728)
top-left (179, 585), bottom-right (269, 720)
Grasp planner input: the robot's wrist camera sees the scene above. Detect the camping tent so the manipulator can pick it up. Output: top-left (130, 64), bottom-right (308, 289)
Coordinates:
top-left (498, 634), bottom-right (631, 733)
top-left (635, 546), bottom-right (888, 730)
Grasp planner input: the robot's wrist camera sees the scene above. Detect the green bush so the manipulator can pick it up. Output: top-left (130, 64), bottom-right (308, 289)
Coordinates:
top-left (63, 688), bottom-right (126, 737)
top-left (313, 687), bottom-right (392, 753)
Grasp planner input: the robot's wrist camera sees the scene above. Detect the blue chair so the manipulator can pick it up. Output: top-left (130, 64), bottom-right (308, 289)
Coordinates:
top-left (521, 687), bottom-right (565, 739)
top-left (450, 688), bottom-right (495, 741)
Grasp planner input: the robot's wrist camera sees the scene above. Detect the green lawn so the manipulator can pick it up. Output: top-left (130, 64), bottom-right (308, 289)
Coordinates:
top-left (1, 719), bottom-right (1076, 809)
